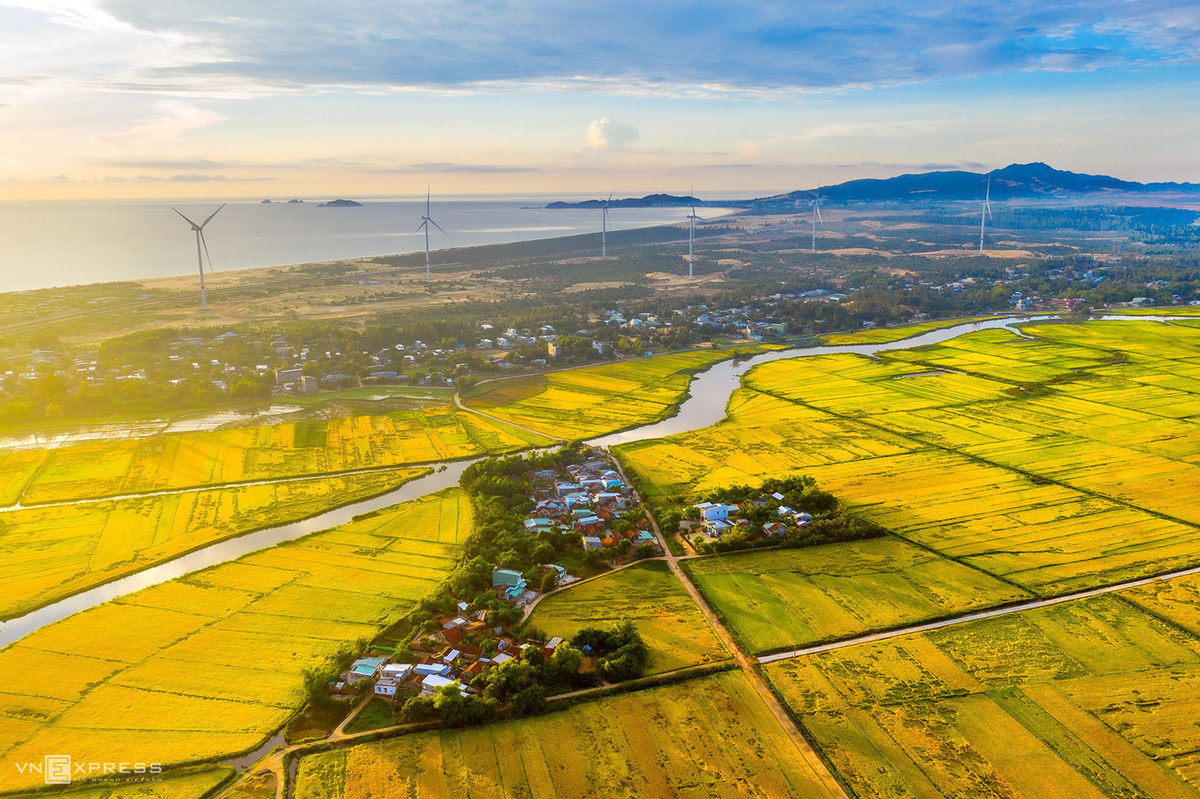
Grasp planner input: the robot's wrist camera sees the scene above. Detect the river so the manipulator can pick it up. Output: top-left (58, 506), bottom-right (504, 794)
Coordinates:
top-left (0, 314), bottom-right (1073, 648)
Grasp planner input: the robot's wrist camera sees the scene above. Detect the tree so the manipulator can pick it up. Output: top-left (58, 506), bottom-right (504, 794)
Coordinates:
top-left (539, 571), bottom-right (558, 594)
top-left (401, 696), bottom-right (437, 721)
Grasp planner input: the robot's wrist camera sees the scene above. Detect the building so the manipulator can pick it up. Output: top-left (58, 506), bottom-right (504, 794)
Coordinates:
top-left (374, 678), bottom-right (399, 698)
top-left (694, 502), bottom-right (739, 521)
top-left (419, 675), bottom-right (458, 697)
top-left (275, 367), bottom-right (304, 385)
top-left (492, 568), bottom-right (527, 601)
top-left (347, 656), bottom-right (387, 683)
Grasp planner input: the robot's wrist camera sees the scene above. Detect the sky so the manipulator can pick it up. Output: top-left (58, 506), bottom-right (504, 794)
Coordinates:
top-left (1, 0), bottom-right (1198, 200)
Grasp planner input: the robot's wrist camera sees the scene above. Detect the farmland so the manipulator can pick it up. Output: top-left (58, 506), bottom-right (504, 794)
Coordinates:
top-left (818, 315), bottom-right (1002, 345)
top-left (619, 320), bottom-right (1200, 601)
top-left (764, 586), bottom-right (1200, 797)
top-left (466, 348), bottom-right (748, 440)
top-left (684, 538), bottom-right (1031, 655)
top-left (7, 405), bottom-right (550, 505)
top-left (1, 767), bottom-right (232, 799)
top-left (0, 490), bottom-right (470, 793)
top-left (0, 468), bottom-right (427, 619)
top-left (293, 670), bottom-right (841, 799)
top-left (526, 560), bottom-right (728, 673)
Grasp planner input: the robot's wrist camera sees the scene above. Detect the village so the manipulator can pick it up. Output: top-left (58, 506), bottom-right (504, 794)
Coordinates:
top-left (328, 450), bottom-right (659, 709)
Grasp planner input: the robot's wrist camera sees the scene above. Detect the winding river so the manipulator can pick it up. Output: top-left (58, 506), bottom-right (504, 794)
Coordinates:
top-left (0, 315), bottom-right (1093, 648)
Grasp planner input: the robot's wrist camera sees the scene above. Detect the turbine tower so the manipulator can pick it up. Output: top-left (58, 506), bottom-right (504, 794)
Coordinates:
top-left (600, 191), bottom-right (614, 257)
top-left (979, 173), bottom-right (993, 255)
top-left (810, 182), bottom-right (824, 254)
top-left (172, 203), bottom-right (225, 311)
top-left (686, 188), bottom-right (704, 280)
top-left (415, 185), bottom-right (448, 280)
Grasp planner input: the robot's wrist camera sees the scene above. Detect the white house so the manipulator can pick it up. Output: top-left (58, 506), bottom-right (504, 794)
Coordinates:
top-left (374, 678), bottom-right (399, 698)
top-left (694, 502), bottom-right (739, 521)
top-left (419, 675), bottom-right (458, 697)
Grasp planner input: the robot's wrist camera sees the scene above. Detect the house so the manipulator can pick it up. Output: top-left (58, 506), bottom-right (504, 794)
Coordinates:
top-left (348, 656), bottom-right (387, 683)
top-left (542, 637), bottom-right (565, 658)
top-left (414, 663), bottom-right (452, 678)
top-left (419, 675), bottom-right (458, 697)
top-left (706, 519), bottom-right (732, 537)
top-left (493, 568), bottom-right (527, 601)
top-left (763, 522), bottom-right (789, 538)
top-left (374, 678), bottom-right (400, 698)
top-left (380, 663), bottom-right (413, 682)
top-left (492, 652), bottom-right (515, 665)
top-left (523, 518), bottom-right (555, 534)
top-left (694, 502), bottom-right (739, 521)
top-left (582, 535), bottom-right (603, 550)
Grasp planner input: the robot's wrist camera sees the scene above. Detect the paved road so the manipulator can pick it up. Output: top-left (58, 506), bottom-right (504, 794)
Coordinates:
top-left (759, 561), bottom-right (1200, 664)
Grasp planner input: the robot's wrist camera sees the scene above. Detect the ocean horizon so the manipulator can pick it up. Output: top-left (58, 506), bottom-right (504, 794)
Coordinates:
top-left (0, 197), bottom-right (735, 293)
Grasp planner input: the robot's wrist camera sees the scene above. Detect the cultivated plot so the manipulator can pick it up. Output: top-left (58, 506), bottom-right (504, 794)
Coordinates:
top-left (0, 490), bottom-right (470, 793)
top-left (293, 670), bottom-right (840, 799)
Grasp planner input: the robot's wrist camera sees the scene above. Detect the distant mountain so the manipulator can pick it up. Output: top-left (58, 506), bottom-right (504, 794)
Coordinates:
top-left (318, 199), bottom-right (362, 207)
top-left (546, 164), bottom-right (1200, 211)
top-left (546, 193), bottom-right (698, 209)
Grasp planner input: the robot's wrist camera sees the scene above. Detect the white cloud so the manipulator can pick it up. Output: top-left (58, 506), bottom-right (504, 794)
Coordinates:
top-left (585, 117), bottom-right (640, 151)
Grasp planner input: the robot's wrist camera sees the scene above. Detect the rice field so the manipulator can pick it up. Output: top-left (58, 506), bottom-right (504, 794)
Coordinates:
top-left (525, 560), bottom-right (728, 673)
top-left (0, 490), bottom-right (471, 794)
top-left (619, 320), bottom-right (1200, 598)
top-left (293, 670), bottom-right (841, 799)
top-left (0, 468), bottom-right (427, 619)
top-left (0, 767), bottom-right (232, 798)
top-left (471, 349), bottom-right (744, 439)
top-left (765, 588), bottom-right (1200, 797)
top-left (685, 537), bottom-right (1032, 655)
top-left (10, 405), bottom-right (550, 505)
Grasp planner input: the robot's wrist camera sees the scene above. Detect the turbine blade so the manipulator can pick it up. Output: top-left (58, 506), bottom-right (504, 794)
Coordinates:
top-left (415, 220), bottom-right (427, 234)
top-left (816, 206), bottom-right (824, 225)
top-left (430, 218), bottom-right (448, 237)
top-left (608, 190), bottom-right (614, 202)
top-left (172, 207), bottom-right (200, 228)
top-left (200, 203), bottom-right (226, 229)
top-left (427, 184), bottom-right (431, 214)
top-left (199, 230), bottom-right (215, 273)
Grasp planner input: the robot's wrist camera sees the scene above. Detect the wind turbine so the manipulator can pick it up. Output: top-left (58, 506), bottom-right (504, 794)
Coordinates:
top-left (172, 203), bottom-right (225, 311)
top-left (415, 185), bottom-right (448, 280)
top-left (601, 191), bottom-right (613, 257)
top-left (810, 181), bottom-right (824, 254)
top-left (687, 187), bottom-right (704, 280)
top-left (979, 173), bottom-right (993, 255)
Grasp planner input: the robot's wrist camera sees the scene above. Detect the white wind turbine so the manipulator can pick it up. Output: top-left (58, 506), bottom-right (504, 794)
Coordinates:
top-left (687, 187), bottom-right (704, 280)
top-left (415, 185), bottom-right (448, 280)
top-left (979, 173), bottom-right (993, 255)
top-left (810, 181), bottom-right (824, 253)
top-left (172, 203), bottom-right (225, 311)
top-left (601, 191), bottom-right (614, 257)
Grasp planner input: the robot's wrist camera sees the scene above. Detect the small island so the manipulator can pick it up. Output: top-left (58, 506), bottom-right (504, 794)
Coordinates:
top-left (318, 199), bottom-right (363, 207)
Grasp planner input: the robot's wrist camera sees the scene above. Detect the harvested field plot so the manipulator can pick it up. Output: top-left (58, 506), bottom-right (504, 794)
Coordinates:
top-left (526, 560), bottom-right (727, 673)
top-left (0, 490), bottom-right (470, 793)
top-left (766, 592), bottom-right (1200, 797)
top-left (686, 537), bottom-right (1031, 655)
top-left (293, 670), bottom-right (840, 799)
top-left (0, 468), bottom-right (427, 618)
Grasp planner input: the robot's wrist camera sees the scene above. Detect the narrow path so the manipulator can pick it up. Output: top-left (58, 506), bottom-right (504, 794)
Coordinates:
top-left (453, 388), bottom-right (566, 444)
top-left (518, 556), bottom-right (668, 624)
top-left (759, 561), bottom-right (1200, 664)
top-left (606, 452), bottom-right (850, 799)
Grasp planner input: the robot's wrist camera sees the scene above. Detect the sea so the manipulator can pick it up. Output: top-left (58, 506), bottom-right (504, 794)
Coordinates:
top-left (0, 196), bottom-right (733, 293)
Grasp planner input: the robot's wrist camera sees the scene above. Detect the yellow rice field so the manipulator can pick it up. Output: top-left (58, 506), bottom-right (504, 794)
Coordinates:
top-left (0, 468), bottom-right (427, 619)
top-left (293, 670), bottom-right (840, 799)
top-left (11, 406), bottom-right (550, 505)
top-left (0, 490), bottom-right (471, 793)
top-left (766, 589), bottom-right (1200, 797)
top-left (1, 767), bottom-right (232, 799)
top-left (472, 349), bottom-right (746, 439)
top-left (525, 560), bottom-right (728, 673)
top-left (619, 320), bottom-right (1200, 598)
top-left (818, 316), bottom-right (1002, 345)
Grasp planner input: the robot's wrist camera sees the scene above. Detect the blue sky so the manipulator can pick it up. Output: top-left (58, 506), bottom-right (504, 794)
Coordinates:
top-left (1, 0), bottom-right (1197, 198)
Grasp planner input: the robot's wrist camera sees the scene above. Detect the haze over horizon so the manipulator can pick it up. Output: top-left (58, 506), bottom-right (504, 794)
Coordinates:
top-left (2, 1), bottom-right (1198, 201)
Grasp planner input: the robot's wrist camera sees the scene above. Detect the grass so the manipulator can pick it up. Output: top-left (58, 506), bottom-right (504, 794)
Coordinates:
top-left (468, 348), bottom-right (756, 440)
top-left (0, 467), bottom-right (428, 620)
top-left (765, 590), bottom-right (1200, 797)
top-left (342, 698), bottom-right (398, 735)
top-left (0, 489), bottom-right (471, 794)
top-left (525, 560), bottom-right (728, 673)
top-left (684, 537), bottom-right (1032, 655)
top-left (292, 671), bottom-right (841, 799)
top-left (11, 405), bottom-right (552, 505)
